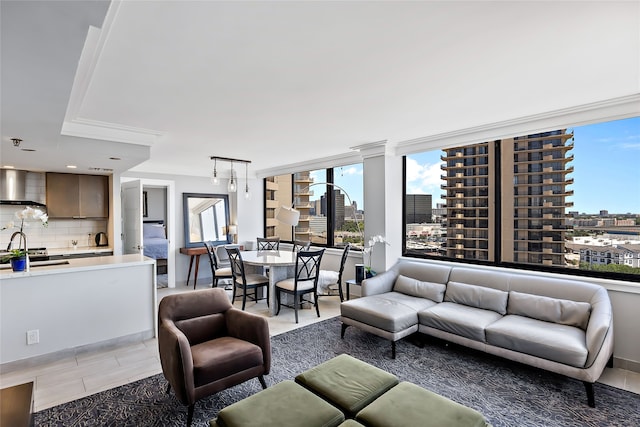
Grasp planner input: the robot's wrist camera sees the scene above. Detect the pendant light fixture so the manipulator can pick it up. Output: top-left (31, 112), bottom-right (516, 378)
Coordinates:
top-left (244, 162), bottom-right (250, 199)
top-left (227, 160), bottom-right (237, 193)
top-left (209, 156), bottom-right (250, 195)
top-left (211, 158), bottom-right (219, 185)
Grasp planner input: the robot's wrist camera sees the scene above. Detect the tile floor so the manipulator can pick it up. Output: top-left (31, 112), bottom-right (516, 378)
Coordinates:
top-left (1, 283), bottom-right (638, 413)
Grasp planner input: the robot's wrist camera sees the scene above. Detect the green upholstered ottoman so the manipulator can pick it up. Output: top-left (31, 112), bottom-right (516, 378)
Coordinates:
top-left (295, 354), bottom-right (399, 417)
top-left (355, 381), bottom-right (491, 427)
top-left (210, 380), bottom-right (344, 427)
top-left (338, 420), bottom-right (366, 427)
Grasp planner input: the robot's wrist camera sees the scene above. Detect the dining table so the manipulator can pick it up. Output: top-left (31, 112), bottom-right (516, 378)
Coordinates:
top-left (241, 250), bottom-right (297, 316)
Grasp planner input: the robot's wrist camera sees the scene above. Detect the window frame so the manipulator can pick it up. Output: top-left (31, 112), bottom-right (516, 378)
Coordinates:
top-left (263, 164), bottom-right (363, 250)
top-left (401, 131), bottom-right (640, 283)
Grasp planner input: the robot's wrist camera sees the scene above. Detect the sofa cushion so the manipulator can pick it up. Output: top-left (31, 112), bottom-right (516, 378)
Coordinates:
top-left (485, 315), bottom-right (588, 367)
top-left (418, 302), bottom-right (503, 342)
top-left (377, 292), bottom-right (439, 312)
top-left (507, 291), bottom-right (592, 330)
top-left (444, 281), bottom-right (509, 315)
top-left (341, 296), bottom-right (422, 333)
top-left (393, 275), bottom-right (446, 302)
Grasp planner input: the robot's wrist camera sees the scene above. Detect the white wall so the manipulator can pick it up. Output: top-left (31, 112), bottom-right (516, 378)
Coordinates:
top-left (143, 187), bottom-right (166, 222)
top-left (1, 261), bottom-right (155, 365)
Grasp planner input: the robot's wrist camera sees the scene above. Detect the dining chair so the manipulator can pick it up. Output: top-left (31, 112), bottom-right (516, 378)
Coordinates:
top-left (275, 249), bottom-right (325, 323)
top-left (203, 241), bottom-right (233, 289)
top-left (226, 247), bottom-right (270, 310)
top-left (215, 244), bottom-right (241, 269)
top-left (318, 244), bottom-right (350, 301)
top-left (257, 237), bottom-right (280, 251)
top-left (292, 240), bottom-right (311, 252)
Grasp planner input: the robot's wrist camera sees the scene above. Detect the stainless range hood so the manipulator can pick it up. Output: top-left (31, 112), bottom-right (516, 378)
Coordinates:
top-left (0, 169), bottom-right (46, 207)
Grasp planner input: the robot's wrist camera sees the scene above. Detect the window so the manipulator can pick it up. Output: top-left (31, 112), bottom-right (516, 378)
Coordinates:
top-left (264, 163), bottom-right (364, 249)
top-left (404, 117), bottom-right (640, 280)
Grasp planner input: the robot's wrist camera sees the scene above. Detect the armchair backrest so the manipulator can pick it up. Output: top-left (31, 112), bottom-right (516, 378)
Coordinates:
top-left (159, 288), bottom-right (232, 345)
top-left (257, 237), bottom-right (280, 251)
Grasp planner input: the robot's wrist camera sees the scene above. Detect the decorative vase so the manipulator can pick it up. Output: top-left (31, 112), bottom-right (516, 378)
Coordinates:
top-left (11, 256), bottom-right (27, 272)
top-left (355, 264), bottom-right (364, 283)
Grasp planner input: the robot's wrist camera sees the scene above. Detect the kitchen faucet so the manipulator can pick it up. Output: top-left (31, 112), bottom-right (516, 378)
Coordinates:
top-left (6, 231), bottom-right (29, 271)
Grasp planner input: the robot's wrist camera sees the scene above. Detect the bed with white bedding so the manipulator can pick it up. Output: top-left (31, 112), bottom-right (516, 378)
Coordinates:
top-left (143, 221), bottom-right (168, 260)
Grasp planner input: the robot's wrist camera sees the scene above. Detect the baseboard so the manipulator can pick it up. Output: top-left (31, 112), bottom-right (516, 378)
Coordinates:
top-left (0, 330), bottom-right (155, 374)
top-left (613, 356), bottom-right (640, 374)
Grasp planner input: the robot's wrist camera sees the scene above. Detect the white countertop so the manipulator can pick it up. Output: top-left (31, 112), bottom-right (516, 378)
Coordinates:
top-left (47, 246), bottom-right (114, 256)
top-left (0, 254), bottom-right (154, 279)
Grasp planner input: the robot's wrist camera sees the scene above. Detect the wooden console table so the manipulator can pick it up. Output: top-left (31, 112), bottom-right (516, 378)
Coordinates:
top-left (1, 381), bottom-right (34, 427)
top-left (180, 246), bottom-right (208, 288)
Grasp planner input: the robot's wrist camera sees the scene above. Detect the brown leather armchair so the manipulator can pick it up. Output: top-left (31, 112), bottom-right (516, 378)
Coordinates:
top-left (158, 288), bottom-right (271, 426)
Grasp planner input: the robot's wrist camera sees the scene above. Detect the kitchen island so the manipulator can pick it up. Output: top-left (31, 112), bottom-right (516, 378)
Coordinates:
top-left (1, 254), bottom-right (156, 370)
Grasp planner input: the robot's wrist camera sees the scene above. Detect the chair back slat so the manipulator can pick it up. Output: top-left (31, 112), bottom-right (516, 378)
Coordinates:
top-left (295, 249), bottom-right (324, 290)
top-left (204, 241), bottom-right (218, 269)
top-left (292, 240), bottom-right (311, 252)
top-left (337, 244), bottom-right (351, 283)
top-left (226, 247), bottom-right (247, 284)
top-left (257, 237), bottom-right (280, 251)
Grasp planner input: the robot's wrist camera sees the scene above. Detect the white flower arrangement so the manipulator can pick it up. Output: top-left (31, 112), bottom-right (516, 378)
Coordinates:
top-left (363, 234), bottom-right (390, 275)
top-left (2, 206), bottom-right (48, 234)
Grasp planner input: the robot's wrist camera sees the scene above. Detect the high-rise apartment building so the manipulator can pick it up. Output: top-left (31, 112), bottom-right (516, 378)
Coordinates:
top-left (293, 171), bottom-right (315, 241)
top-left (265, 174), bottom-right (293, 240)
top-left (442, 130), bottom-right (573, 266)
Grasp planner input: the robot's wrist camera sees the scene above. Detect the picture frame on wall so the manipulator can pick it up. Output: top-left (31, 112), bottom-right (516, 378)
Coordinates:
top-left (143, 191), bottom-right (148, 217)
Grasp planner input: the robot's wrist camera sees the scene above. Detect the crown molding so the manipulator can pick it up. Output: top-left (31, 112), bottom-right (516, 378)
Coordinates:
top-left (395, 94), bottom-right (640, 156)
top-left (350, 140), bottom-right (388, 158)
top-left (255, 151), bottom-right (363, 178)
top-left (61, 118), bottom-right (161, 146)
top-left (61, 1), bottom-right (163, 146)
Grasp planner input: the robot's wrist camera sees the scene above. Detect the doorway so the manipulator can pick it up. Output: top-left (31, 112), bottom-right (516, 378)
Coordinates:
top-left (121, 178), bottom-right (176, 288)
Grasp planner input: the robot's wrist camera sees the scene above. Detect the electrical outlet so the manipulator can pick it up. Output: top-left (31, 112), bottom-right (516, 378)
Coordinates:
top-left (27, 329), bottom-right (39, 345)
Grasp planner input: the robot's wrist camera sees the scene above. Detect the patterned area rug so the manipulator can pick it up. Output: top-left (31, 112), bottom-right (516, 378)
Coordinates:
top-left (35, 317), bottom-right (639, 427)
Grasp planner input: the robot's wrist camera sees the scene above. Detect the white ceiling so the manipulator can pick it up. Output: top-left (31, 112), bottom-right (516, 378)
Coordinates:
top-left (1, 1), bottom-right (638, 177)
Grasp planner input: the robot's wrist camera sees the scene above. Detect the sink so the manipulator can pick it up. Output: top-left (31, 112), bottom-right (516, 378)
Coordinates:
top-left (0, 260), bottom-right (70, 270)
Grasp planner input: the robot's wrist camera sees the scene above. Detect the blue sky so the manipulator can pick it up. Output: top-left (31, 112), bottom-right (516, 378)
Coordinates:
top-left (406, 116), bottom-right (640, 215)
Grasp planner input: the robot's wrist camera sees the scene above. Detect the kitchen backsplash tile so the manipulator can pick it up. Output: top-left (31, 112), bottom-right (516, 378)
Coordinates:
top-left (0, 206), bottom-right (107, 250)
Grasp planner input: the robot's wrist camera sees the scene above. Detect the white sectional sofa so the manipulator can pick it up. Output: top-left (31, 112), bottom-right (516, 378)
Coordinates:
top-left (340, 260), bottom-right (614, 407)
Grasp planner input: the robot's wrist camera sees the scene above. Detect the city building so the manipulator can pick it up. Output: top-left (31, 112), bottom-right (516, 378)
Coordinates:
top-left (442, 130), bottom-right (574, 266)
top-left (406, 194), bottom-right (432, 223)
top-left (580, 245), bottom-right (640, 268)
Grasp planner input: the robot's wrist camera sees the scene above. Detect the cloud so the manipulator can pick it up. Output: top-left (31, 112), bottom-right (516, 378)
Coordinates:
top-left (619, 142), bottom-right (640, 150)
top-left (406, 157), bottom-right (443, 196)
top-left (338, 166), bottom-right (362, 176)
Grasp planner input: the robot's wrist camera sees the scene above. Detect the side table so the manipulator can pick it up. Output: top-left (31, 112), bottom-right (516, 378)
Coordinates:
top-left (180, 246), bottom-right (208, 288)
top-left (345, 279), bottom-right (362, 301)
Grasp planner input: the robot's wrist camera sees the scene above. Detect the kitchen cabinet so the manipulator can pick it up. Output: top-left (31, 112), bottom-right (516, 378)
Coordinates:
top-left (46, 173), bottom-right (109, 218)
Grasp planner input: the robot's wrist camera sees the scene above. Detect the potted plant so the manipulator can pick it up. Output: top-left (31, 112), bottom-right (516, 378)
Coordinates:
top-left (2, 249), bottom-right (28, 272)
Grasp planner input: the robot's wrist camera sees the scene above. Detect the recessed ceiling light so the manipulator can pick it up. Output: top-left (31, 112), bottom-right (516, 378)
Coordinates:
top-left (20, 148), bottom-right (36, 152)
top-left (109, 157), bottom-right (121, 160)
top-left (66, 165), bottom-right (77, 169)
